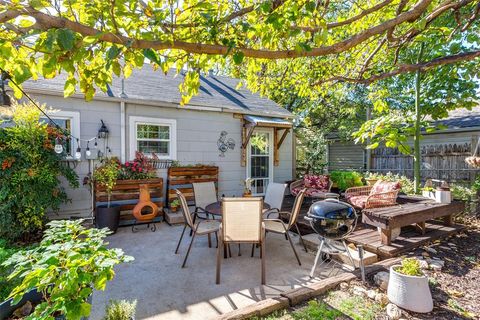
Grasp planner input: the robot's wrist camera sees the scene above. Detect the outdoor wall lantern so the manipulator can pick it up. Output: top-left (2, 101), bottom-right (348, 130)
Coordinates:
top-left (97, 120), bottom-right (109, 139)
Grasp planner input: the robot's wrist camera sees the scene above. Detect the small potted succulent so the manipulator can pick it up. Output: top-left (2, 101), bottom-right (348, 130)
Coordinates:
top-left (93, 158), bottom-right (122, 232)
top-left (387, 257), bottom-right (433, 313)
top-left (170, 199), bottom-right (180, 212)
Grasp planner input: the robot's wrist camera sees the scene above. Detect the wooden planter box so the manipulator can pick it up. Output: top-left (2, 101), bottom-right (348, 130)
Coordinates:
top-left (95, 178), bottom-right (164, 225)
top-left (166, 166), bottom-right (219, 207)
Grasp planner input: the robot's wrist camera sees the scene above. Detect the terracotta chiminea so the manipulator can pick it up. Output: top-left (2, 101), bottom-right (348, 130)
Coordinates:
top-left (132, 184), bottom-right (158, 232)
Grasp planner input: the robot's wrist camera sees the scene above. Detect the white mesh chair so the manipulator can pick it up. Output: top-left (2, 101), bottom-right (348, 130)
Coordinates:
top-left (261, 189), bottom-right (307, 265)
top-left (263, 182), bottom-right (287, 218)
top-left (216, 197), bottom-right (265, 285)
top-left (193, 182), bottom-right (218, 220)
top-left (174, 189), bottom-right (220, 268)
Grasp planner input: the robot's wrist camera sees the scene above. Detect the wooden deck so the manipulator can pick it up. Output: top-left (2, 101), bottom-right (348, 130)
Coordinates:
top-left (282, 195), bottom-right (467, 258)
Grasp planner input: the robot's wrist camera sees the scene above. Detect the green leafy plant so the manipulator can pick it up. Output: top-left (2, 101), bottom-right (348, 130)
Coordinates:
top-left (292, 300), bottom-right (342, 320)
top-left (103, 299), bottom-right (137, 320)
top-left (364, 172), bottom-right (415, 195)
top-left (170, 199), bottom-right (180, 208)
top-left (2, 219), bottom-right (134, 320)
top-left (93, 157), bottom-right (122, 207)
top-left (0, 239), bottom-right (28, 301)
top-left (395, 258), bottom-right (423, 276)
top-left (330, 171), bottom-right (363, 191)
top-left (0, 102), bottom-right (79, 243)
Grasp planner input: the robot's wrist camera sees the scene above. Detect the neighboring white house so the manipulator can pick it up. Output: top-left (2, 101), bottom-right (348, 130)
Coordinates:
top-left (12, 67), bottom-right (295, 219)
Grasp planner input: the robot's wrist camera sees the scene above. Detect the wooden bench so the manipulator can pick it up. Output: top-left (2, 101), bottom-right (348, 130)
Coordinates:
top-left (362, 196), bottom-right (465, 245)
top-left (166, 166), bottom-right (219, 207)
top-left (95, 178), bottom-right (164, 226)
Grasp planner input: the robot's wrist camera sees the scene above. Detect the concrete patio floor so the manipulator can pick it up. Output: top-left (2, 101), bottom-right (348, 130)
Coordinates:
top-left (91, 222), bottom-right (345, 320)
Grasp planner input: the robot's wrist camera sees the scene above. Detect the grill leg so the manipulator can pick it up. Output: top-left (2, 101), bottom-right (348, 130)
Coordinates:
top-left (310, 237), bottom-right (325, 278)
top-left (342, 240), bottom-right (356, 271)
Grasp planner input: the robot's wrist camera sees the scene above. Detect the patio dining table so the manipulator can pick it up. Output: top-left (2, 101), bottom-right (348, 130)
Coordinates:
top-left (205, 200), bottom-right (271, 216)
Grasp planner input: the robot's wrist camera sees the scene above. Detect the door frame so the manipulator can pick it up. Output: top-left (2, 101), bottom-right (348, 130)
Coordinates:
top-left (246, 127), bottom-right (274, 196)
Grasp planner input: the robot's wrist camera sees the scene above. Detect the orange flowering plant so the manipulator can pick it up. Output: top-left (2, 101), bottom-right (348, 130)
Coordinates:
top-left (0, 102), bottom-right (78, 243)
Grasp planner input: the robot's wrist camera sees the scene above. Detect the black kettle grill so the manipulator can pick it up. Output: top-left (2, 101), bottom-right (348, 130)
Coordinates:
top-left (305, 199), bottom-right (358, 277)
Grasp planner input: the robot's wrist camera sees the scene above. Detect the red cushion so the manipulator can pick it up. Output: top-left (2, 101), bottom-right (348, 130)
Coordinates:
top-left (370, 181), bottom-right (401, 195)
top-left (303, 175), bottom-right (329, 191)
top-left (348, 195), bottom-right (368, 209)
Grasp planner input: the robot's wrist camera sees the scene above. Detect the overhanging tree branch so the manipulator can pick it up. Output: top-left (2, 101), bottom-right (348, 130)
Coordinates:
top-left (318, 50), bottom-right (480, 84)
top-left (1, 0), bottom-right (432, 59)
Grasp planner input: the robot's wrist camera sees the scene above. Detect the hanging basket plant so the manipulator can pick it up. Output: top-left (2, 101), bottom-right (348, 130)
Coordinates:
top-left (465, 138), bottom-right (480, 168)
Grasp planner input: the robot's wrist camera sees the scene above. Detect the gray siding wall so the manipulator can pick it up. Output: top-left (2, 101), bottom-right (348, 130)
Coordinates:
top-left (26, 93), bottom-right (292, 218)
top-left (327, 131), bottom-right (478, 172)
top-left (327, 141), bottom-right (365, 171)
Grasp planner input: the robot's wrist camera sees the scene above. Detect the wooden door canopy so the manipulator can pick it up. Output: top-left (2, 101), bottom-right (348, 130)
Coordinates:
top-left (240, 115), bottom-right (292, 167)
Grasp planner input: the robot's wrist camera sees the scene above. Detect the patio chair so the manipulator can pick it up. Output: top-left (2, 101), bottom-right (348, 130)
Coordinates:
top-left (174, 189), bottom-right (220, 268)
top-left (290, 174), bottom-right (334, 199)
top-left (216, 197), bottom-right (265, 285)
top-left (263, 182), bottom-right (288, 219)
top-left (260, 188), bottom-right (307, 266)
top-left (193, 181), bottom-right (218, 220)
top-left (345, 180), bottom-right (401, 210)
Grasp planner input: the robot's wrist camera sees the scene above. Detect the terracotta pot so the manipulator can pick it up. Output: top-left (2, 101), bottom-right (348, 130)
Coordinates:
top-left (366, 179), bottom-right (378, 186)
top-left (387, 265), bottom-right (433, 313)
top-left (170, 206), bottom-right (178, 212)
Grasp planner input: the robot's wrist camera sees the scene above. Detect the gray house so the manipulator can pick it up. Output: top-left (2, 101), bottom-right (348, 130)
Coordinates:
top-left (13, 67), bottom-right (295, 218)
top-left (327, 107), bottom-right (480, 183)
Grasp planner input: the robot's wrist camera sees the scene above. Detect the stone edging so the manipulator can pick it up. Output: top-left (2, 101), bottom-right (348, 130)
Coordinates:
top-left (216, 257), bottom-right (401, 320)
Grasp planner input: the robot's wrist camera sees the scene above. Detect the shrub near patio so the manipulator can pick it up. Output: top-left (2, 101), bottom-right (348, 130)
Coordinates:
top-left (0, 102), bottom-right (79, 243)
top-left (2, 219), bottom-right (133, 320)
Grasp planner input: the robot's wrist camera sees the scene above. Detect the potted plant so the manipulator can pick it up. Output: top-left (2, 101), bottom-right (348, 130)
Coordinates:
top-left (422, 179), bottom-right (452, 204)
top-left (170, 199), bottom-right (180, 212)
top-left (94, 157), bottom-right (122, 232)
top-left (103, 299), bottom-right (137, 320)
top-left (387, 257), bottom-right (433, 313)
top-left (1, 219), bottom-right (133, 320)
top-left (243, 178), bottom-right (254, 196)
top-left (364, 172), bottom-right (380, 186)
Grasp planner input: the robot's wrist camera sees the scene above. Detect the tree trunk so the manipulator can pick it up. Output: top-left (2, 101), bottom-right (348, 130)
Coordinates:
top-left (414, 43), bottom-right (425, 194)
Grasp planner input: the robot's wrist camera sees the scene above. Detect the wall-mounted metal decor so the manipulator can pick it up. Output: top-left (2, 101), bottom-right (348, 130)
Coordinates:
top-left (217, 131), bottom-right (235, 157)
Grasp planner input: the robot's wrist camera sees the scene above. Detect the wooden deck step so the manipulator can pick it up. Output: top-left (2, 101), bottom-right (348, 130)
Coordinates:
top-left (345, 221), bottom-right (467, 258)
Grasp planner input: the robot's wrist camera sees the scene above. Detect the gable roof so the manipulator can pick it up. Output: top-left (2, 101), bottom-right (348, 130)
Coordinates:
top-left (435, 106), bottom-right (480, 129)
top-left (20, 66), bottom-right (292, 118)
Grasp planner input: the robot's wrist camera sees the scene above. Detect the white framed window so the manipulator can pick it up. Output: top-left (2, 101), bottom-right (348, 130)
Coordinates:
top-left (129, 116), bottom-right (177, 160)
top-left (246, 128), bottom-right (274, 196)
top-left (40, 110), bottom-right (80, 157)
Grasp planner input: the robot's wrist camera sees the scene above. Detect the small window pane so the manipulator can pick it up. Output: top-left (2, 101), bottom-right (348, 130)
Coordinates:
top-left (137, 141), bottom-right (169, 155)
top-left (137, 124), bottom-right (169, 140)
top-left (250, 133), bottom-right (269, 155)
top-left (40, 118), bottom-right (72, 154)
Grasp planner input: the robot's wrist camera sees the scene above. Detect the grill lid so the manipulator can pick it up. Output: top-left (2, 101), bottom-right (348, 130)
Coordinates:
top-left (308, 200), bottom-right (355, 220)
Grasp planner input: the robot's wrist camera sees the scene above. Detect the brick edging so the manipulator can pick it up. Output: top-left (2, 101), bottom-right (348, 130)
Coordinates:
top-left (216, 257), bottom-right (401, 320)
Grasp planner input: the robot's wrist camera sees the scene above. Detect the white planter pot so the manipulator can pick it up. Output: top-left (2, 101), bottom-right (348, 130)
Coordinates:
top-left (435, 191), bottom-right (451, 204)
top-left (422, 190), bottom-right (451, 204)
top-left (387, 265), bottom-right (433, 313)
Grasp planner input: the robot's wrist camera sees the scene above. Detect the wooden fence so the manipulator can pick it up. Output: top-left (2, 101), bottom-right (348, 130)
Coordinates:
top-left (371, 142), bottom-right (478, 183)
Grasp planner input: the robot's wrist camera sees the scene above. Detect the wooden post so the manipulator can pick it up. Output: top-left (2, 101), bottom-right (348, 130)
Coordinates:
top-left (241, 120), bottom-right (246, 167)
top-left (274, 128), bottom-right (279, 166)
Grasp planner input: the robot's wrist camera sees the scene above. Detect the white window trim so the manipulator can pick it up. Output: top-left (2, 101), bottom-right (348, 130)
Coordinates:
top-left (129, 116), bottom-right (177, 160)
top-left (45, 110), bottom-right (81, 158)
top-left (246, 128), bottom-right (274, 196)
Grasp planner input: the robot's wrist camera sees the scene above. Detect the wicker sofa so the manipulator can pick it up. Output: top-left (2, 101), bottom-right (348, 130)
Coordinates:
top-left (345, 180), bottom-right (401, 209)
